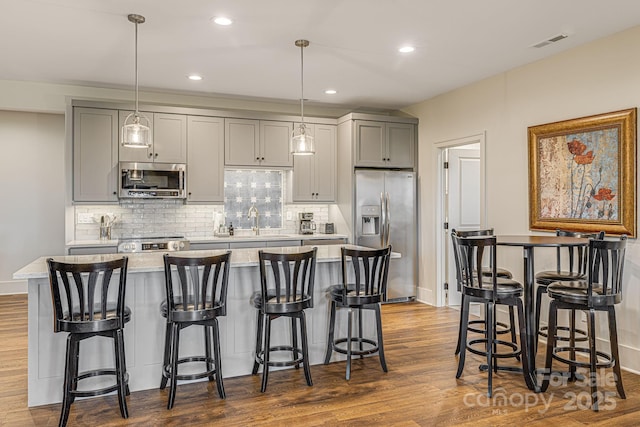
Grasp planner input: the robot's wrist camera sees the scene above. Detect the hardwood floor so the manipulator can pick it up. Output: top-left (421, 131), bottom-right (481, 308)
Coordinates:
top-left (2, 293), bottom-right (639, 426)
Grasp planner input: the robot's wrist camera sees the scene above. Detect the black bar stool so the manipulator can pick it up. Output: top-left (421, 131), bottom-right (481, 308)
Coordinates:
top-left (451, 229), bottom-right (517, 357)
top-left (324, 246), bottom-right (392, 380)
top-left (452, 235), bottom-right (527, 397)
top-left (160, 251), bottom-right (232, 409)
top-left (534, 230), bottom-right (604, 358)
top-left (541, 236), bottom-right (627, 411)
top-left (47, 256), bottom-right (130, 427)
top-left (251, 247), bottom-right (317, 392)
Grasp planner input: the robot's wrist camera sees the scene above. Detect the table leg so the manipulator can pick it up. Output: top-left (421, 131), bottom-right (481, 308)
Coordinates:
top-left (522, 246), bottom-right (540, 392)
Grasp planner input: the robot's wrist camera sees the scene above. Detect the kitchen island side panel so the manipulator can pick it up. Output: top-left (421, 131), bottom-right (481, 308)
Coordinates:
top-left (26, 254), bottom-right (365, 407)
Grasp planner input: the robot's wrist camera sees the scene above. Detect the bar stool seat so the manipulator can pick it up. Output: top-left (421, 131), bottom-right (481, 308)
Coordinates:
top-left (47, 257), bottom-right (131, 427)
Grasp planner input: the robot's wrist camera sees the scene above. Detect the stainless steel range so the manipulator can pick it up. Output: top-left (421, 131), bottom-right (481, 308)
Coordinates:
top-left (117, 236), bottom-right (190, 253)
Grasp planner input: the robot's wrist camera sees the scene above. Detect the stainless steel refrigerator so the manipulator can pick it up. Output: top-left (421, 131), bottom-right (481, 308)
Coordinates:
top-left (355, 169), bottom-right (417, 302)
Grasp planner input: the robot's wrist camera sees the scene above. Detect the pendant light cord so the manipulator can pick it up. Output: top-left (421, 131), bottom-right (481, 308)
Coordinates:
top-left (300, 42), bottom-right (305, 125)
top-left (134, 19), bottom-right (139, 115)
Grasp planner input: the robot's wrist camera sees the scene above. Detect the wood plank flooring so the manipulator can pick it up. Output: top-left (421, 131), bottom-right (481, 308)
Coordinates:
top-left (1, 294), bottom-right (639, 426)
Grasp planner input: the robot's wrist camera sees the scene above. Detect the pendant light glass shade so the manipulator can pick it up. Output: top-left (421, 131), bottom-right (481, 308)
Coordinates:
top-left (122, 14), bottom-right (151, 149)
top-left (291, 39), bottom-right (315, 155)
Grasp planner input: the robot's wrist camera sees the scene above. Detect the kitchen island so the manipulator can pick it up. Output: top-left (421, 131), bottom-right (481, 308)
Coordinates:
top-left (14, 244), bottom-right (396, 407)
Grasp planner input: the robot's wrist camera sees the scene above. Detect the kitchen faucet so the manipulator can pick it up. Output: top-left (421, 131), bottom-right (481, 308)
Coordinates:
top-left (248, 205), bottom-right (260, 235)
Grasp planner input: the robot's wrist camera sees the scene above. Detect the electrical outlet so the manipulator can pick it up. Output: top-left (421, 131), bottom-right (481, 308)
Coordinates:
top-left (286, 211), bottom-right (293, 220)
top-left (77, 213), bottom-right (94, 224)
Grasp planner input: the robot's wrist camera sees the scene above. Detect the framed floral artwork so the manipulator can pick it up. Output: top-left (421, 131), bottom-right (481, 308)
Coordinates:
top-left (528, 108), bottom-right (636, 237)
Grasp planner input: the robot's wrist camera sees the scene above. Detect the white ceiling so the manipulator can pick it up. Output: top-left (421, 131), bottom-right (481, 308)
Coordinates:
top-left (3, 0), bottom-right (640, 112)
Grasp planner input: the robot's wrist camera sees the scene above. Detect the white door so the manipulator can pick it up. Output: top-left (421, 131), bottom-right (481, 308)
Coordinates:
top-left (446, 147), bottom-right (481, 306)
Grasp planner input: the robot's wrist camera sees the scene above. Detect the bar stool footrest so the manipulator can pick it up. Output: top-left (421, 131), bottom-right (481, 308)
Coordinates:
top-left (70, 369), bottom-right (129, 398)
top-left (468, 320), bottom-right (511, 335)
top-left (163, 355), bottom-right (218, 381)
top-left (332, 337), bottom-right (379, 357)
top-left (539, 325), bottom-right (588, 341)
top-left (467, 338), bottom-right (521, 359)
top-left (552, 346), bottom-right (614, 369)
top-left (256, 345), bottom-right (304, 368)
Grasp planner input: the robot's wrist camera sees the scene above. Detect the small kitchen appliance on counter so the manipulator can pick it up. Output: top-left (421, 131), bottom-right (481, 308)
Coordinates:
top-left (117, 236), bottom-right (190, 253)
top-left (298, 212), bottom-right (316, 235)
top-left (318, 223), bottom-right (335, 234)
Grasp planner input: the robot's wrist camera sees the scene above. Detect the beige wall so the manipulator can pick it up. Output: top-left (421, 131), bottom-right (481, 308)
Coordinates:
top-left (0, 111), bottom-right (66, 293)
top-left (404, 25), bottom-right (640, 372)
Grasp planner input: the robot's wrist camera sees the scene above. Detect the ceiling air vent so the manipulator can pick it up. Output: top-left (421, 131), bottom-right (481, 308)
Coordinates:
top-left (532, 33), bottom-right (568, 48)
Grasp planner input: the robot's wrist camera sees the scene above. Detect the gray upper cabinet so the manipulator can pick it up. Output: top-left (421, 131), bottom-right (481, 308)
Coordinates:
top-left (73, 107), bottom-right (119, 202)
top-left (354, 120), bottom-right (415, 168)
top-left (225, 118), bottom-right (293, 167)
top-left (187, 116), bottom-right (224, 203)
top-left (292, 123), bottom-right (336, 202)
top-left (119, 111), bottom-right (187, 163)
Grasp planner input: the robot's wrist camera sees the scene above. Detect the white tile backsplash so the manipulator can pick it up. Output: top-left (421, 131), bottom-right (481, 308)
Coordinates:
top-left (74, 201), bottom-right (331, 240)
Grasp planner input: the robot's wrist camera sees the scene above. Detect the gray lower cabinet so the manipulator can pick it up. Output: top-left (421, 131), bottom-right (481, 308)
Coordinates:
top-left (68, 246), bottom-right (118, 255)
top-left (265, 240), bottom-right (301, 247)
top-left (73, 108), bottom-right (119, 202)
top-left (187, 116), bottom-right (224, 202)
top-left (224, 118), bottom-right (293, 167)
top-left (189, 242), bottom-right (229, 250)
top-left (302, 238), bottom-right (347, 245)
top-left (292, 124), bottom-right (336, 202)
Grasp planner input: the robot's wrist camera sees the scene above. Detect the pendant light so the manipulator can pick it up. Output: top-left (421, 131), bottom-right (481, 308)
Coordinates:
top-left (121, 14), bottom-right (151, 148)
top-left (290, 39), bottom-right (315, 155)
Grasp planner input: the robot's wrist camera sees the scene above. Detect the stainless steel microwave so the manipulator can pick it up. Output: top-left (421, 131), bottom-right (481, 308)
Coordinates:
top-left (119, 162), bottom-right (186, 199)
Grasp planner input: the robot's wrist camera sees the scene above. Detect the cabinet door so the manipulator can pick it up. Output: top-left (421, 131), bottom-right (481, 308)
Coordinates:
top-left (153, 113), bottom-right (187, 163)
top-left (292, 124), bottom-right (316, 202)
top-left (313, 124), bottom-right (336, 202)
top-left (187, 116), bottom-right (224, 202)
top-left (73, 108), bottom-right (119, 202)
top-left (260, 121), bottom-right (293, 167)
top-left (354, 120), bottom-right (386, 167)
top-left (386, 122), bottom-right (415, 168)
top-left (118, 110), bottom-right (154, 162)
top-left (225, 118), bottom-right (260, 166)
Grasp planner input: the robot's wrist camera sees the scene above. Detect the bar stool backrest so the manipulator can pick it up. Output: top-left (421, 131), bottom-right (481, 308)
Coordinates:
top-left (454, 235), bottom-right (498, 296)
top-left (451, 229), bottom-right (495, 292)
top-left (587, 235), bottom-right (627, 306)
top-left (341, 246), bottom-right (392, 305)
top-left (259, 248), bottom-right (317, 313)
top-left (163, 252), bottom-right (232, 322)
top-left (554, 229), bottom-right (605, 275)
top-left (47, 257), bottom-right (129, 334)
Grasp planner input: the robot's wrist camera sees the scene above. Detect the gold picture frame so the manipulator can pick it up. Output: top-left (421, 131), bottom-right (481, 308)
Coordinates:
top-left (528, 108), bottom-right (636, 237)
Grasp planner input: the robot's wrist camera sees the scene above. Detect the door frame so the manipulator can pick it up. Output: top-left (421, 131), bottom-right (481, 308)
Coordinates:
top-left (434, 132), bottom-right (487, 307)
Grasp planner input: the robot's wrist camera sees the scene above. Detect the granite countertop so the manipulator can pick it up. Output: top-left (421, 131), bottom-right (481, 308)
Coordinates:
top-left (65, 233), bottom-right (349, 248)
top-left (15, 244), bottom-right (398, 280)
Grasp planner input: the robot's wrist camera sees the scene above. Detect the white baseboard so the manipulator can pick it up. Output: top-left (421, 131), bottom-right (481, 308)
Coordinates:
top-left (416, 286), bottom-right (434, 305)
top-left (0, 280), bottom-right (27, 295)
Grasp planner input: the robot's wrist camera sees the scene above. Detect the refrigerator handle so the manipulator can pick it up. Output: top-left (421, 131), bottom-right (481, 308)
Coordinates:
top-left (380, 192), bottom-right (386, 248)
top-left (385, 192), bottom-right (391, 247)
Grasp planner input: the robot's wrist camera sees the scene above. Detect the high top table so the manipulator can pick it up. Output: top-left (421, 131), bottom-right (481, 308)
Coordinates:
top-left (496, 235), bottom-right (589, 392)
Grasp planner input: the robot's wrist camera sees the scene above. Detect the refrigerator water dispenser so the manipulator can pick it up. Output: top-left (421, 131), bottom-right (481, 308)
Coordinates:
top-left (361, 205), bottom-right (381, 235)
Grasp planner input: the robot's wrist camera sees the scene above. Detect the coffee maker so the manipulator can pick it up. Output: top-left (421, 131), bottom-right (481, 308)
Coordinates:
top-left (298, 212), bottom-right (315, 235)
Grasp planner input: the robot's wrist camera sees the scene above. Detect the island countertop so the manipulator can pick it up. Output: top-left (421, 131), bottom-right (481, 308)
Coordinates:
top-left (14, 244), bottom-right (397, 280)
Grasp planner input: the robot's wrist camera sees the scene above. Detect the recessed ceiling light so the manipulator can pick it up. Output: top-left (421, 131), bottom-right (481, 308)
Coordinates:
top-left (398, 46), bottom-right (415, 53)
top-left (213, 16), bottom-right (232, 26)
top-left (325, 89), bottom-right (337, 95)
top-left (188, 75), bottom-right (203, 81)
